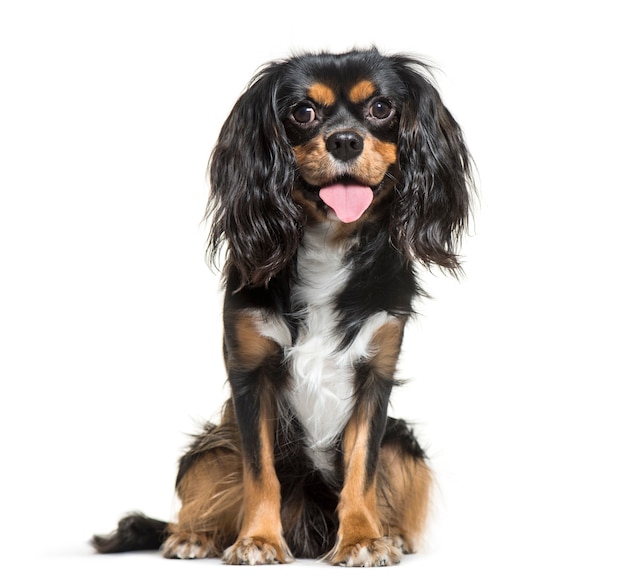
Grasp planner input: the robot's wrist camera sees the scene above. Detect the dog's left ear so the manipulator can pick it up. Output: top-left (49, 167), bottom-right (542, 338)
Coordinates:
top-left (391, 57), bottom-right (474, 273)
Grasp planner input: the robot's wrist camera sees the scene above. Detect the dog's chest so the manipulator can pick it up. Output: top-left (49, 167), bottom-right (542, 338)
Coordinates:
top-left (286, 227), bottom-right (353, 465)
top-left (277, 225), bottom-right (390, 472)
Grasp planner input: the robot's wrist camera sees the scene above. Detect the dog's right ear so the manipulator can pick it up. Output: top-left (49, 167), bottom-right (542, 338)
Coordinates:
top-left (207, 62), bottom-right (303, 289)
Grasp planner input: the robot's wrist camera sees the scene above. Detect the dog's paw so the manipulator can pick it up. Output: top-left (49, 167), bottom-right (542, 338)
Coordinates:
top-left (161, 532), bottom-right (218, 559)
top-left (328, 536), bottom-right (403, 567)
top-left (222, 536), bottom-right (293, 565)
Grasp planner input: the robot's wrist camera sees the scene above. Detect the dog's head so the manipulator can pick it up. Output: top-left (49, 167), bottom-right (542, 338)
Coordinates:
top-left (208, 48), bottom-right (474, 288)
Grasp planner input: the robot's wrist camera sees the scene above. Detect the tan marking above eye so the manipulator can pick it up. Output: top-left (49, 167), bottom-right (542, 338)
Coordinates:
top-left (308, 82), bottom-right (336, 106)
top-left (348, 80), bottom-right (376, 104)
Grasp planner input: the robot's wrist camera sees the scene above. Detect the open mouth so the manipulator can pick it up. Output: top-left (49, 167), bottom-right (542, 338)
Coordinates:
top-left (319, 181), bottom-right (373, 223)
top-left (298, 177), bottom-right (381, 223)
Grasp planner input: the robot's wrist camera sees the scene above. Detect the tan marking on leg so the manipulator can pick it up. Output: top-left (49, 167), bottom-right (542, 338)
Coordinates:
top-left (238, 414), bottom-right (281, 538)
top-left (348, 80), bottom-right (376, 104)
top-left (378, 447), bottom-right (432, 553)
top-left (328, 412), bottom-right (402, 566)
top-left (308, 82), bottom-right (336, 106)
top-left (369, 318), bottom-right (405, 376)
top-left (337, 414), bottom-right (381, 542)
top-left (233, 312), bottom-right (279, 370)
top-left (166, 443), bottom-right (243, 557)
top-left (223, 394), bottom-right (293, 564)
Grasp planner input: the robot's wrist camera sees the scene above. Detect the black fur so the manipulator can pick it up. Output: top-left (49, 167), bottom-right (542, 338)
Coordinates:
top-left (391, 55), bottom-right (472, 272)
top-left (91, 514), bottom-right (168, 554)
top-left (207, 63), bottom-right (301, 289)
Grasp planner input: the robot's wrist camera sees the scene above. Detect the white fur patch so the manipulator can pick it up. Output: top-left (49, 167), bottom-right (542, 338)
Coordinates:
top-left (247, 309), bottom-right (292, 348)
top-left (285, 224), bottom-right (396, 472)
top-left (252, 224), bottom-right (397, 473)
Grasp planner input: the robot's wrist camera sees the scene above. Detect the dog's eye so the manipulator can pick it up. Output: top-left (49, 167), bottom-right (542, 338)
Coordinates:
top-left (292, 104), bottom-right (317, 124)
top-left (369, 100), bottom-right (393, 120)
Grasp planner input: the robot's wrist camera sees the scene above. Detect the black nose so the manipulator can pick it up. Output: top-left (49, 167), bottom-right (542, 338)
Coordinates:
top-left (325, 131), bottom-right (364, 162)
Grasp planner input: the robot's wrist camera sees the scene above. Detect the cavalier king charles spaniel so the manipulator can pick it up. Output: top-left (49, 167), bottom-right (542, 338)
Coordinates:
top-left (93, 47), bottom-right (474, 567)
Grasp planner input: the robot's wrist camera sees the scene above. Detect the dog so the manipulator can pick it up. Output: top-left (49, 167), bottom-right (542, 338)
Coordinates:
top-left (92, 47), bottom-right (473, 567)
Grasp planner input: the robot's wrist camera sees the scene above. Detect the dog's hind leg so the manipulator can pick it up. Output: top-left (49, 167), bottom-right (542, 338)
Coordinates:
top-left (377, 418), bottom-right (432, 554)
top-left (163, 401), bottom-right (244, 559)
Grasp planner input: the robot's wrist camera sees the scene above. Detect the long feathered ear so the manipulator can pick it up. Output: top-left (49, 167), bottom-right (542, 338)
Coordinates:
top-left (391, 57), bottom-right (474, 274)
top-left (206, 63), bottom-right (302, 289)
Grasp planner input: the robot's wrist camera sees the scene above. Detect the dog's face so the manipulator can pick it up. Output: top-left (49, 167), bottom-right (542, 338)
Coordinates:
top-left (208, 49), bottom-right (473, 287)
top-left (279, 56), bottom-right (406, 224)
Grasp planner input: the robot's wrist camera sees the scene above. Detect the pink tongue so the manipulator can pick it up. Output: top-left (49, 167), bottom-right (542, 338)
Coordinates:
top-left (319, 183), bottom-right (374, 223)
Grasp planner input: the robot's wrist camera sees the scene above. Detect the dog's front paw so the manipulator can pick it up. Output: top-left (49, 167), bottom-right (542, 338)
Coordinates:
top-left (328, 536), bottom-right (403, 567)
top-left (162, 532), bottom-right (218, 559)
top-left (222, 536), bottom-right (293, 565)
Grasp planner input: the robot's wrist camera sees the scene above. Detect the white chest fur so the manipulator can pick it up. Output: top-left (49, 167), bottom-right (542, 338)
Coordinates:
top-left (285, 224), bottom-right (394, 472)
top-left (252, 224), bottom-right (395, 473)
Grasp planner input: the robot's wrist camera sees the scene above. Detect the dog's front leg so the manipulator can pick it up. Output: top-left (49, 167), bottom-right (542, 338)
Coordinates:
top-left (329, 318), bottom-right (406, 567)
top-left (221, 308), bottom-right (293, 565)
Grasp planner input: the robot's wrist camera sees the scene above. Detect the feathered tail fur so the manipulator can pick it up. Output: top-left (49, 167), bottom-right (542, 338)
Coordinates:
top-left (91, 513), bottom-right (169, 553)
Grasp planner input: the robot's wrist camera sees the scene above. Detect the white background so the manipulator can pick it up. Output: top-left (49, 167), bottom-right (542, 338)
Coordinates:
top-left (1, 1), bottom-right (624, 583)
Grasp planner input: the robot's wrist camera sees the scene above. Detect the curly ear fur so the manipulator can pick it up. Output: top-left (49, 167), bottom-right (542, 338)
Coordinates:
top-left (207, 63), bottom-right (303, 289)
top-left (390, 56), bottom-right (474, 274)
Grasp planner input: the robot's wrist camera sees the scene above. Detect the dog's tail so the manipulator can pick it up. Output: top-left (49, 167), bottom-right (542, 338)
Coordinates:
top-left (91, 513), bottom-right (169, 553)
